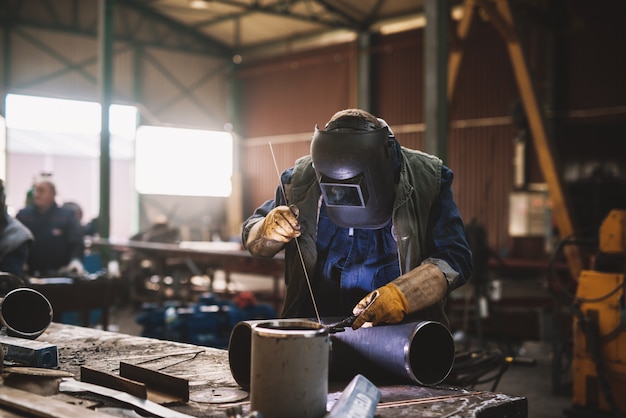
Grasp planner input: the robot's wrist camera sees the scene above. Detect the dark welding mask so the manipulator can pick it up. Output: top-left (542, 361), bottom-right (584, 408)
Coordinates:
top-left (310, 117), bottom-right (396, 229)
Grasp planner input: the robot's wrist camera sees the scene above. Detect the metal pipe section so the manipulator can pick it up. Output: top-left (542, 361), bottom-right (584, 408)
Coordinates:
top-left (228, 319), bottom-right (455, 389)
top-left (228, 319), bottom-right (264, 389)
top-left (329, 320), bottom-right (455, 386)
top-left (250, 319), bottom-right (329, 418)
top-left (0, 287), bottom-right (53, 339)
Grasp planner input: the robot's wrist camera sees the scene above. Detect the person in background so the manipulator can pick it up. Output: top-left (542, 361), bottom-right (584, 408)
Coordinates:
top-left (0, 179), bottom-right (33, 277)
top-left (242, 109), bottom-right (472, 329)
top-left (16, 179), bottom-right (85, 276)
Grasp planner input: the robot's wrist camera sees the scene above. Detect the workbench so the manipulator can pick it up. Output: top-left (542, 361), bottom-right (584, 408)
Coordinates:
top-left (90, 238), bottom-right (285, 309)
top-left (28, 276), bottom-right (122, 329)
top-left (0, 323), bottom-right (528, 417)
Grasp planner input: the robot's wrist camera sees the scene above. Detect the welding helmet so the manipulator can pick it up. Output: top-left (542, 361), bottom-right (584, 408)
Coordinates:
top-left (310, 115), bottom-right (397, 229)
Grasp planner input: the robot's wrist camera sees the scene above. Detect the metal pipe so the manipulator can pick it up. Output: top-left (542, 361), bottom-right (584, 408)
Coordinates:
top-left (228, 319), bottom-right (455, 389)
top-left (329, 320), bottom-right (455, 386)
top-left (0, 287), bottom-right (53, 339)
top-left (227, 319), bottom-right (265, 389)
top-left (250, 319), bottom-right (329, 418)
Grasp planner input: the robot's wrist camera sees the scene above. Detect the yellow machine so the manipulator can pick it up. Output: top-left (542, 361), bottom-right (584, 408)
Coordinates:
top-left (573, 210), bottom-right (626, 414)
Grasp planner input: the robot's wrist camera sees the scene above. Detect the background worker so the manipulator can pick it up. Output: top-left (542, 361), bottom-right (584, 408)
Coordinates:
top-left (242, 108), bottom-right (473, 329)
top-left (16, 178), bottom-right (85, 277)
top-left (0, 179), bottom-right (33, 277)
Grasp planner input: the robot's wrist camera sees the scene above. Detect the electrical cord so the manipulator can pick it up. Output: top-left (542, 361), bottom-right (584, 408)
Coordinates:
top-left (445, 350), bottom-right (535, 392)
top-left (547, 233), bottom-right (596, 302)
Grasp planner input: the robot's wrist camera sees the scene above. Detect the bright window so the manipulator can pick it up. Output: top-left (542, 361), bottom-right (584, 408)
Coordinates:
top-left (135, 126), bottom-right (233, 197)
top-left (5, 94), bottom-right (137, 139)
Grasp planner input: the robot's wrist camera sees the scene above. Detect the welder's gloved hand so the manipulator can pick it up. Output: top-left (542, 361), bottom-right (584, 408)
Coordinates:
top-left (62, 258), bottom-right (85, 276)
top-left (351, 263), bottom-right (447, 329)
top-left (246, 205), bottom-right (301, 257)
top-left (351, 283), bottom-right (408, 329)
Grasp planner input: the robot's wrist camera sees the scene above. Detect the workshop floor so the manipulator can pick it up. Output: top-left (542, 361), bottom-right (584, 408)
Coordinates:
top-left (106, 271), bottom-right (573, 418)
top-left (471, 339), bottom-right (572, 418)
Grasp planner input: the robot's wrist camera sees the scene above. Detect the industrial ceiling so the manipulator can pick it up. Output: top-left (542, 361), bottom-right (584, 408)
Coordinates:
top-left (123, 0), bottom-right (434, 57)
top-left (2, 0), bottom-right (467, 61)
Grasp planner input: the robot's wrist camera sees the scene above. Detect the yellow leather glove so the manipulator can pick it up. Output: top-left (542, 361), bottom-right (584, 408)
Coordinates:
top-left (351, 283), bottom-right (409, 329)
top-left (246, 205), bottom-right (301, 257)
top-left (351, 263), bottom-right (447, 329)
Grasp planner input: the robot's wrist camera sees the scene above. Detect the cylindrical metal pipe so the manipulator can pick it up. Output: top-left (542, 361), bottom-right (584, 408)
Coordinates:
top-left (250, 319), bottom-right (329, 418)
top-left (0, 287), bottom-right (53, 339)
top-left (329, 320), bottom-right (455, 386)
top-left (228, 319), bottom-right (265, 389)
top-left (228, 319), bottom-right (455, 389)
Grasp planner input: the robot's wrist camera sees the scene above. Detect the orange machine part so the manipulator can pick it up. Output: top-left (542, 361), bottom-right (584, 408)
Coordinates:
top-left (599, 210), bottom-right (626, 254)
top-left (573, 270), bottom-right (626, 413)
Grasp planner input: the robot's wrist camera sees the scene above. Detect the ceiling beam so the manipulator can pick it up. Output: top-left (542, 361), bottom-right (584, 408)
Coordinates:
top-left (191, 0), bottom-right (357, 30)
top-left (0, 0), bottom-right (234, 56)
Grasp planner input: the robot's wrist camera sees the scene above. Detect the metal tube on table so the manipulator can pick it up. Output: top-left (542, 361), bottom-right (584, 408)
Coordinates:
top-left (0, 287), bottom-right (53, 339)
top-left (228, 319), bottom-right (455, 389)
top-left (328, 320), bottom-right (455, 386)
top-left (227, 319), bottom-right (265, 389)
top-left (250, 319), bottom-right (329, 418)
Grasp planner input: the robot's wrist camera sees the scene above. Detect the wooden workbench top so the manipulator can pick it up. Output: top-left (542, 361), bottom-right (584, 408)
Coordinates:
top-left (1, 323), bottom-right (527, 417)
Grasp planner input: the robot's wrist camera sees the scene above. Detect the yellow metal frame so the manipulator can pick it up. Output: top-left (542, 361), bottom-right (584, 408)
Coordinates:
top-left (447, 0), bottom-right (582, 279)
top-left (573, 269), bottom-right (626, 412)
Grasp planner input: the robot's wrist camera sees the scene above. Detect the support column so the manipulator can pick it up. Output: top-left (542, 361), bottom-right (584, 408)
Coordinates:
top-left (98, 0), bottom-right (114, 239)
top-left (424, 0), bottom-right (449, 161)
top-left (356, 32), bottom-right (372, 112)
top-left (1, 25), bottom-right (12, 180)
top-left (227, 58), bottom-right (243, 240)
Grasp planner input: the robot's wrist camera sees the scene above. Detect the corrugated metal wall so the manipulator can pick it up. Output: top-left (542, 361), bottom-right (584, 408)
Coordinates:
top-left (238, 18), bottom-right (525, 255)
top-left (371, 25), bottom-right (522, 254)
top-left (237, 43), bottom-right (357, 216)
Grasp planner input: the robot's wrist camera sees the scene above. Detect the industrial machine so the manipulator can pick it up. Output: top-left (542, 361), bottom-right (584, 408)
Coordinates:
top-left (136, 292), bottom-right (275, 349)
top-left (569, 210), bottom-right (626, 416)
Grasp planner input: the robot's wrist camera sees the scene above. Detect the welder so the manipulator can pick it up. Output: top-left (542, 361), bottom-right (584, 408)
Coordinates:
top-left (242, 109), bottom-right (472, 329)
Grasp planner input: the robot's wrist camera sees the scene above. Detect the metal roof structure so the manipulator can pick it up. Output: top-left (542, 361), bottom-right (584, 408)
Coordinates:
top-left (127, 0), bottom-right (430, 55)
top-left (1, 0), bottom-right (443, 59)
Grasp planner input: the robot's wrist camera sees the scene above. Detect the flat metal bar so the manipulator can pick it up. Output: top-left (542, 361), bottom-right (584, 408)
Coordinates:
top-left (80, 365), bottom-right (147, 399)
top-left (120, 362), bottom-right (189, 402)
